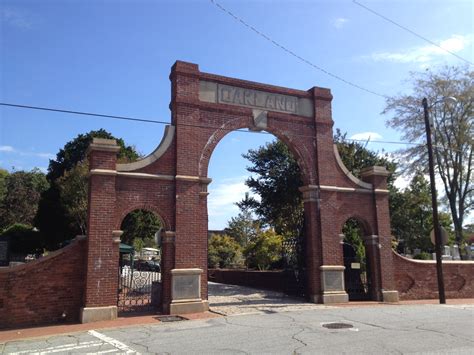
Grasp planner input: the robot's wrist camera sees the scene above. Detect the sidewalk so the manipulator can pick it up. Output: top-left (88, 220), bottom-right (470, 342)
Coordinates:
top-left (0, 312), bottom-right (220, 343)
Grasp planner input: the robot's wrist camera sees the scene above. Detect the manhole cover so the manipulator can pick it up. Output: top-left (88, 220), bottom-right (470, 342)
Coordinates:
top-left (322, 322), bottom-right (353, 329)
top-left (155, 315), bottom-right (187, 322)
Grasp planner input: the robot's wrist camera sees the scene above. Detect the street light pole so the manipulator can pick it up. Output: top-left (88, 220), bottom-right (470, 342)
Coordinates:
top-left (422, 97), bottom-right (446, 304)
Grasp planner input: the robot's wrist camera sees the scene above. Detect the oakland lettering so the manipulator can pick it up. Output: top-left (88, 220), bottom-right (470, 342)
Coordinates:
top-left (218, 84), bottom-right (297, 114)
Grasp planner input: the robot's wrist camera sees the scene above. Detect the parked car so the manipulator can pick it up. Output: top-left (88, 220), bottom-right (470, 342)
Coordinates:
top-left (135, 260), bottom-right (161, 272)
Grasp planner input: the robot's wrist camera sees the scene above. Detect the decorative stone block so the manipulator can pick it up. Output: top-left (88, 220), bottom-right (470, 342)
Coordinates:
top-left (382, 290), bottom-right (399, 303)
top-left (80, 306), bottom-right (117, 323)
top-left (170, 268), bottom-right (209, 314)
top-left (171, 268), bottom-right (202, 302)
top-left (320, 265), bottom-right (348, 304)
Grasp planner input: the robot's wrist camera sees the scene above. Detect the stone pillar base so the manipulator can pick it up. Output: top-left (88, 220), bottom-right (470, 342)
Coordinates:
top-left (319, 265), bottom-right (348, 304)
top-left (322, 291), bottom-right (349, 304)
top-left (170, 300), bottom-right (209, 314)
top-left (80, 306), bottom-right (117, 323)
top-left (382, 290), bottom-right (399, 303)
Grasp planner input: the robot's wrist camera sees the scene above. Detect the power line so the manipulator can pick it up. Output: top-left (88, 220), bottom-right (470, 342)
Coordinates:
top-left (0, 101), bottom-right (452, 152)
top-left (353, 0), bottom-right (473, 66)
top-left (209, 0), bottom-right (388, 99)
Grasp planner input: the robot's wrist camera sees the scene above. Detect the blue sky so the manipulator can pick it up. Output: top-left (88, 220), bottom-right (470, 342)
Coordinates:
top-left (1, 0), bottom-right (472, 229)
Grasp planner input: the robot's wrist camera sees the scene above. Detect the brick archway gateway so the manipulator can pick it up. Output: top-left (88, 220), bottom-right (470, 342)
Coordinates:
top-left (81, 61), bottom-right (399, 323)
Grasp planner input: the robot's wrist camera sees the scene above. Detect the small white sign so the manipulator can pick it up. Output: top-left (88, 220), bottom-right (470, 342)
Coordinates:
top-left (351, 263), bottom-right (361, 269)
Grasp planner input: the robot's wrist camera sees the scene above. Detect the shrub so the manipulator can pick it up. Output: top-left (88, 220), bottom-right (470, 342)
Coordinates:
top-left (208, 234), bottom-right (243, 268)
top-left (244, 229), bottom-right (283, 270)
top-left (413, 251), bottom-right (432, 260)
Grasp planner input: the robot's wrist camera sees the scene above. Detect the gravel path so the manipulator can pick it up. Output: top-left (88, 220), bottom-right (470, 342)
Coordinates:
top-left (208, 282), bottom-right (334, 315)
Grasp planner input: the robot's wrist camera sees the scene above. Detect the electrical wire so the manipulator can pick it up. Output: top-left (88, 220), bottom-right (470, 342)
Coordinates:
top-left (1, 101), bottom-right (455, 152)
top-left (209, 0), bottom-right (388, 99)
top-left (353, 0), bottom-right (473, 66)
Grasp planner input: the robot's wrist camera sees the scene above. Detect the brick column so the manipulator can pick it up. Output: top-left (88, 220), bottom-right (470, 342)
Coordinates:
top-left (360, 166), bottom-right (399, 302)
top-left (161, 231), bottom-right (175, 314)
top-left (308, 87), bottom-right (348, 304)
top-left (299, 186), bottom-right (322, 303)
top-left (81, 138), bottom-right (120, 323)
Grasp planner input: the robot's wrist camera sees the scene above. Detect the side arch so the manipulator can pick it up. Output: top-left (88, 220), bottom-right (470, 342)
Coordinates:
top-left (115, 203), bottom-right (170, 232)
top-left (339, 215), bottom-right (373, 237)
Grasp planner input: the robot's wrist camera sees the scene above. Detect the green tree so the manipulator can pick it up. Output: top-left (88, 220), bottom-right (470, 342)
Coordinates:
top-left (0, 169), bottom-right (48, 230)
top-left (237, 140), bottom-right (304, 240)
top-left (244, 229), bottom-right (283, 270)
top-left (120, 209), bottom-right (161, 248)
top-left (342, 218), bottom-right (366, 265)
top-left (390, 171), bottom-right (453, 253)
top-left (225, 194), bottom-right (261, 247)
top-left (47, 129), bottom-right (139, 181)
top-left (383, 66), bottom-right (473, 244)
top-left (0, 168), bottom-right (8, 202)
top-left (57, 162), bottom-right (89, 235)
top-left (36, 129), bottom-right (140, 250)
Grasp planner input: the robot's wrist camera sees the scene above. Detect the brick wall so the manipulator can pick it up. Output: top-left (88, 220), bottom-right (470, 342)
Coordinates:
top-left (208, 269), bottom-right (301, 295)
top-left (393, 251), bottom-right (474, 300)
top-left (0, 237), bottom-right (87, 329)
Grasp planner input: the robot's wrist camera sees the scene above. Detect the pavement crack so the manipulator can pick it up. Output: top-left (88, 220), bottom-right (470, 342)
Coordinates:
top-left (291, 327), bottom-right (308, 354)
top-left (415, 324), bottom-right (474, 343)
top-left (223, 316), bottom-right (263, 330)
top-left (217, 348), bottom-right (250, 354)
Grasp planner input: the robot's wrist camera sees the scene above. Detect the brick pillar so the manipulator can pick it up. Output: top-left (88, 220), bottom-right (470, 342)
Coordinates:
top-left (161, 231), bottom-right (175, 314)
top-left (360, 166), bottom-right (399, 302)
top-left (81, 138), bottom-right (121, 323)
top-left (169, 61), bottom-right (210, 313)
top-left (299, 186), bottom-right (322, 303)
top-left (308, 87), bottom-right (348, 304)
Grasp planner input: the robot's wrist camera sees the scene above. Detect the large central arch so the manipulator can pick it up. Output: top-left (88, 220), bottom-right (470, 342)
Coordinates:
top-left (81, 61), bottom-right (399, 322)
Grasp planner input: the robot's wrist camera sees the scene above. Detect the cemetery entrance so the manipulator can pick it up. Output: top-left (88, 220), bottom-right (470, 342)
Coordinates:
top-left (81, 61), bottom-right (399, 323)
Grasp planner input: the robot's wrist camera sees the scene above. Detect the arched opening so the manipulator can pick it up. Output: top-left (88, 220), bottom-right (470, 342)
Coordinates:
top-left (206, 128), bottom-right (308, 313)
top-left (341, 217), bottom-right (372, 301)
top-left (118, 209), bottom-right (163, 315)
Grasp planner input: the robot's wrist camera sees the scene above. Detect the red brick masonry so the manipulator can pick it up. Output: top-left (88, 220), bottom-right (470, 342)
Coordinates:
top-left (0, 237), bottom-right (87, 329)
top-left (393, 251), bottom-right (474, 300)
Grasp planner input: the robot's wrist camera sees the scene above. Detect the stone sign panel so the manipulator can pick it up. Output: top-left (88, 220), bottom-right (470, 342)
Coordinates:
top-left (199, 81), bottom-right (314, 117)
top-left (171, 268), bottom-right (202, 301)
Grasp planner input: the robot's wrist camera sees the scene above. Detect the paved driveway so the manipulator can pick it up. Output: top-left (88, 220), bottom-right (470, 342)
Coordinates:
top-left (208, 282), bottom-right (334, 315)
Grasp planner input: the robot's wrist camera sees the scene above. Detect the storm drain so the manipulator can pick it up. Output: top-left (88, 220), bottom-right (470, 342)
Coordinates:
top-left (322, 322), bottom-right (353, 329)
top-left (155, 315), bottom-right (187, 322)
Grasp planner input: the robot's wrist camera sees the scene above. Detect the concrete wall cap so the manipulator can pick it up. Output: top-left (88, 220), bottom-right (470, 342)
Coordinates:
top-left (171, 268), bottom-right (203, 275)
top-left (117, 125), bottom-right (175, 172)
top-left (320, 265), bottom-right (345, 271)
top-left (333, 145), bottom-right (372, 189)
top-left (360, 166), bottom-right (391, 177)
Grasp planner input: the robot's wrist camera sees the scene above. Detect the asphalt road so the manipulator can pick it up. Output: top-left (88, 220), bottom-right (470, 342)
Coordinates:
top-left (2, 304), bottom-right (473, 354)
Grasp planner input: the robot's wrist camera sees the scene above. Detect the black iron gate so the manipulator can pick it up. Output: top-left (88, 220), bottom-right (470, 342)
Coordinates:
top-left (343, 242), bottom-right (370, 301)
top-left (118, 260), bottom-right (161, 313)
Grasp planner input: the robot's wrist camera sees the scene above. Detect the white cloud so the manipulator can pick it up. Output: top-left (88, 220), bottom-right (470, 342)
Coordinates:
top-left (0, 145), bottom-right (15, 152)
top-left (0, 145), bottom-right (54, 159)
top-left (333, 17), bottom-right (348, 29)
top-left (349, 132), bottom-right (383, 141)
top-left (208, 176), bottom-right (257, 229)
top-left (34, 152), bottom-right (55, 159)
top-left (1, 8), bottom-right (33, 30)
top-left (368, 34), bottom-right (471, 64)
